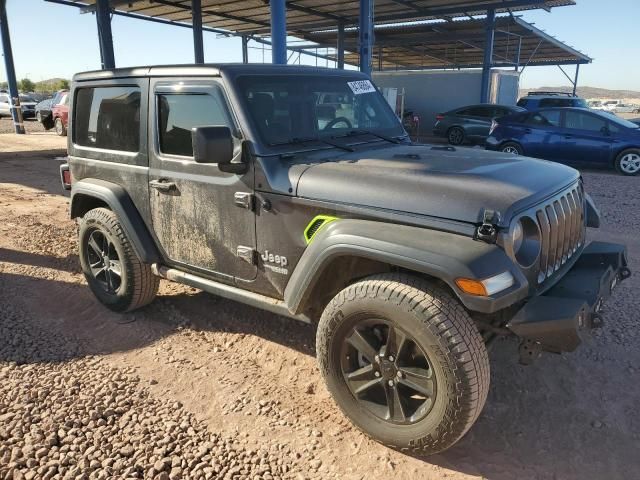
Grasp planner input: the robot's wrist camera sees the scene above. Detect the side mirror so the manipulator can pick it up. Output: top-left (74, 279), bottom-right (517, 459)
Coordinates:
top-left (192, 126), bottom-right (246, 173)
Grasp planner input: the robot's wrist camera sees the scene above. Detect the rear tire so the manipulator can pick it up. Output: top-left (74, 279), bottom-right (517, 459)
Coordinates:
top-left (316, 273), bottom-right (490, 455)
top-left (447, 126), bottom-right (465, 145)
top-left (500, 142), bottom-right (523, 155)
top-left (79, 208), bottom-right (159, 313)
top-left (54, 117), bottom-right (67, 136)
top-left (614, 149), bottom-right (640, 176)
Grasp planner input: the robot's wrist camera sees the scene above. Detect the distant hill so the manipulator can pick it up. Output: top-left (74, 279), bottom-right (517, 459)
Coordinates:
top-left (520, 86), bottom-right (640, 99)
top-left (34, 78), bottom-right (69, 92)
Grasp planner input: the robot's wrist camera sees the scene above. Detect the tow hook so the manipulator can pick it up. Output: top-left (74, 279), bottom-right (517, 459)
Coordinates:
top-left (476, 209), bottom-right (501, 243)
top-left (518, 339), bottom-right (542, 365)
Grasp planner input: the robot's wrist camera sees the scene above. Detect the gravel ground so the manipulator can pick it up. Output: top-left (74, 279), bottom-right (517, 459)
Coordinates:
top-left (0, 117), bottom-right (48, 135)
top-left (0, 149), bottom-right (639, 480)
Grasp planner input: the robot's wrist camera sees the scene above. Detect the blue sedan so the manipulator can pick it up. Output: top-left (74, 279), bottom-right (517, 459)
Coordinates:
top-left (486, 107), bottom-right (640, 175)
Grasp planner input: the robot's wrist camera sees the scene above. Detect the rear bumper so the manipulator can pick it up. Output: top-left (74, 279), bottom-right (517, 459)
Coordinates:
top-left (506, 241), bottom-right (630, 353)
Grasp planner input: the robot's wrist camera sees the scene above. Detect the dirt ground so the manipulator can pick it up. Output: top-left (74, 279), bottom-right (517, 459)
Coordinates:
top-left (0, 138), bottom-right (639, 479)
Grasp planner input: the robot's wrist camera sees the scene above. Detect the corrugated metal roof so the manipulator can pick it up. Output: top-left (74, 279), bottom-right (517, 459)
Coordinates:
top-left (303, 16), bottom-right (591, 69)
top-left (46, 0), bottom-right (575, 35)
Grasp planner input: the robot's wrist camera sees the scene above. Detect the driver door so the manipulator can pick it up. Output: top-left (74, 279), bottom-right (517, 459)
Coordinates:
top-left (148, 78), bottom-right (256, 282)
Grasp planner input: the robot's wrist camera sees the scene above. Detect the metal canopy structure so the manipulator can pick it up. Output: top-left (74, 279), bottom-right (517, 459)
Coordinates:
top-left (303, 15), bottom-right (592, 70)
top-left (2, 0), bottom-right (584, 133)
top-left (45, 0), bottom-right (574, 35)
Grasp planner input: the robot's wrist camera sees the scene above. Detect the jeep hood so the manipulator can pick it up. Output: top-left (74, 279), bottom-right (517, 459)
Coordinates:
top-left (295, 144), bottom-right (579, 225)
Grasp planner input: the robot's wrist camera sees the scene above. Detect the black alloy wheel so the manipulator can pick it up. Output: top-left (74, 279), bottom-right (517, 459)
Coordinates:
top-left (341, 318), bottom-right (436, 425)
top-left (85, 229), bottom-right (122, 295)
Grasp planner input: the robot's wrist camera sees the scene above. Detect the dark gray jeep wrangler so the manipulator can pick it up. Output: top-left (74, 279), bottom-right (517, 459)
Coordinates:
top-left (60, 64), bottom-right (630, 454)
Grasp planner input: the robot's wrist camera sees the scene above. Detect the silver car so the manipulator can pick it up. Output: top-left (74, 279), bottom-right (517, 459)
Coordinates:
top-left (0, 92), bottom-right (38, 119)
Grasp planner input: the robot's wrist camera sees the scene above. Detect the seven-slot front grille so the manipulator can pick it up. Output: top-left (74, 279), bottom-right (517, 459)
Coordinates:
top-left (535, 185), bottom-right (585, 284)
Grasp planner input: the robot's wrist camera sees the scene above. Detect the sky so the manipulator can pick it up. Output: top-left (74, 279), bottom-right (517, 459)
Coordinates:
top-left (1, 0), bottom-right (639, 91)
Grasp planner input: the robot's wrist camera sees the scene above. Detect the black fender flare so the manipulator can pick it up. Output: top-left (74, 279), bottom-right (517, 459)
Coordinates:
top-left (284, 219), bottom-right (529, 315)
top-left (70, 178), bottom-right (160, 264)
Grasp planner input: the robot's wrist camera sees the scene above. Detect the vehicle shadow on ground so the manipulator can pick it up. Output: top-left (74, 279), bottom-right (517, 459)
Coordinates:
top-left (0, 156), bottom-right (68, 197)
top-left (0, 247), bottom-right (79, 273)
top-left (0, 267), bottom-right (315, 368)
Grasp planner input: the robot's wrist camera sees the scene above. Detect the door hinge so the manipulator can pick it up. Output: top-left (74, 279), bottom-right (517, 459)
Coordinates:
top-left (236, 246), bottom-right (257, 265)
top-left (234, 192), bottom-right (254, 211)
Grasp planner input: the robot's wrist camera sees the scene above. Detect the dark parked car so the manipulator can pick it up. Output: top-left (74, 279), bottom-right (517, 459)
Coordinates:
top-left (517, 91), bottom-right (588, 110)
top-left (432, 104), bottom-right (525, 145)
top-left (60, 64), bottom-right (628, 455)
top-left (35, 89), bottom-right (69, 129)
top-left (486, 107), bottom-right (640, 175)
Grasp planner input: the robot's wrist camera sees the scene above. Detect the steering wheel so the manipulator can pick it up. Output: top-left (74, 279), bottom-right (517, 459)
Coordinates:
top-left (323, 116), bottom-right (353, 130)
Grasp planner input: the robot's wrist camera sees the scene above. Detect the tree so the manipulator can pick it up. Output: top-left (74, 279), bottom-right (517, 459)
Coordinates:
top-left (0, 81), bottom-right (8, 90)
top-left (19, 78), bottom-right (35, 92)
top-left (57, 79), bottom-right (70, 90)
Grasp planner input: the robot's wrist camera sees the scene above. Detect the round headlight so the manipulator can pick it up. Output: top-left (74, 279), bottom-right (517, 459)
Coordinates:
top-left (511, 217), bottom-right (541, 268)
top-left (512, 220), bottom-right (524, 253)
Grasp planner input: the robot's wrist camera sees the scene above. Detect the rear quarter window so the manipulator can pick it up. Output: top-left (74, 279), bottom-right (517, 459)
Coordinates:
top-left (516, 99), bottom-right (529, 108)
top-left (74, 86), bottom-right (141, 152)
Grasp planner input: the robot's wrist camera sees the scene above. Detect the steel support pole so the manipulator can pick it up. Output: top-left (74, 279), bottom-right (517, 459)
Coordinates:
top-left (337, 21), bottom-right (345, 69)
top-left (242, 36), bottom-right (249, 64)
top-left (96, 0), bottom-right (115, 69)
top-left (572, 63), bottom-right (580, 96)
top-left (191, 0), bottom-right (204, 63)
top-left (359, 0), bottom-right (373, 75)
top-left (480, 8), bottom-right (495, 103)
top-left (269, 0), bottom-right (287, 64)
top-left (0, 0), bottom-right (24, 134)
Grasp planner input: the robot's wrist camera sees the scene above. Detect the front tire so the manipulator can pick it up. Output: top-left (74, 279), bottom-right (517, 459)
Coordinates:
top-left (54, 117), bottom-right (67, 136)
top-left (615, 149), bottom-right (640, 176)
top-left (316, 274), bottom-right (490, 454)
top-left (79, 208), bottom-right (159, 312)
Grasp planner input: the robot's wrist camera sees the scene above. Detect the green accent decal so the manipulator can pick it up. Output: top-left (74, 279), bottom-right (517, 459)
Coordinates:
top-left (304, 215), bottom-right (338, 245)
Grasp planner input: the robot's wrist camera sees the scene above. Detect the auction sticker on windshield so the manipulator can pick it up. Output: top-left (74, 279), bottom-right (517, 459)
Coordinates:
top-left (347, 80), bottom-right (376, 95)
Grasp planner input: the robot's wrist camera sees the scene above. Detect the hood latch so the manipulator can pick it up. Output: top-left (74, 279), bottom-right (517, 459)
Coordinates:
top-left (476, 209), bottom-right (501, 243)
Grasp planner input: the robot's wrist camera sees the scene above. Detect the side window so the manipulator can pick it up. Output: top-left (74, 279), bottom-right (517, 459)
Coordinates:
top-left (608, 122), bottom-right (621, 134)
top-left (526, 110), bottom-right (561, 127)
top-left (456, 108), bottom-right (471, 116)
top-left (565, 111), bottom-right (607, 132)
top-left (539, 98), bottom-right (572, 108)
top-left (539, 110), bottom-right (561, 126)
top-left (467, 106), bottom-right (492, 117)
top-left (74, 86), bottom-right (141, 152)
top-left (158, 90), bottom-right (232, 157)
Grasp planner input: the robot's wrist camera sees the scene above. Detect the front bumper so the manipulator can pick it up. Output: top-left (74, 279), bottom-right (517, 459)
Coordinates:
top-left (506, 241), bottom-right (630, 354)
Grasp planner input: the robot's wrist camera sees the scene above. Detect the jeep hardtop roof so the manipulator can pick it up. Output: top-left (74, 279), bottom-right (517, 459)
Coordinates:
top-left (72, 64), bottom-right (368, 82)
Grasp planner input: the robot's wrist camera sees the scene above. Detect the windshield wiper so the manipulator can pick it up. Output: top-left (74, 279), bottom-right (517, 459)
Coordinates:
top-left (334, 129), bottom-right (404, 144)
top-left (269, 136), bottom-right (354, 152)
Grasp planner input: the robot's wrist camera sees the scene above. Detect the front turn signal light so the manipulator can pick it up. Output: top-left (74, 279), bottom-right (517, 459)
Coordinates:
top-left (456, 271), bottom-right (515, 296)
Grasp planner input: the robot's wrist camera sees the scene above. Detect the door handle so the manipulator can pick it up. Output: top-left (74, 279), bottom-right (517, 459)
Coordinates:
top-left (524, 128), bottom-right (532, 134)
top-left (149, 179), bottom-right (176, 192)
top-left (564, 135), bottom-right (573, 139)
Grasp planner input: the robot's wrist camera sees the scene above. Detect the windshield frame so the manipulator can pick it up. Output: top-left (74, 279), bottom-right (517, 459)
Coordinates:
top-left (231, 73), bottom-right (406, 150)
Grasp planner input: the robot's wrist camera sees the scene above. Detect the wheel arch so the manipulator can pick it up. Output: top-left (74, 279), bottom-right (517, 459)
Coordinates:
top-left (284, 219), bottom-right (528, 317)
top-left (71, 178), bottom-right (161, 264)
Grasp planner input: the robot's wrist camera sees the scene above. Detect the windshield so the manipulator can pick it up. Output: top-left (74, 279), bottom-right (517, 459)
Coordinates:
top-left (19, 94), bottom-right (36, 102)
top-left (574, 98), bottom-right (588, 108)
top-left (236, 75), bottom-right (404, 145)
